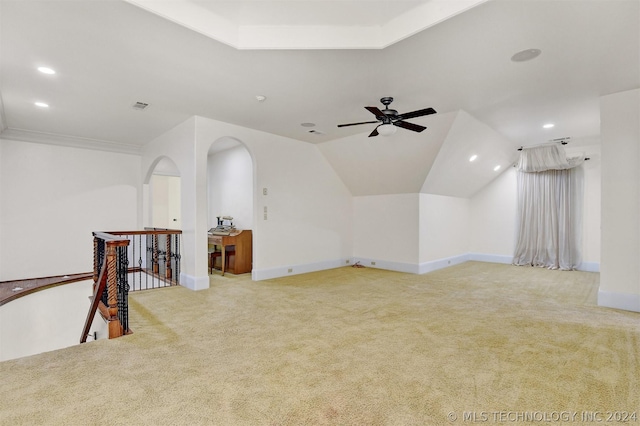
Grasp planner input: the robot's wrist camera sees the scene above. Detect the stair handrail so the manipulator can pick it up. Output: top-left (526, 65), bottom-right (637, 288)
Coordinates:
top-left (80, 233), bottom-right (130, 343)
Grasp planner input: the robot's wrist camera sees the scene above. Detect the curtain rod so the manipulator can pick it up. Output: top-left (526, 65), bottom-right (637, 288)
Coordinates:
top-left (516, 139), bottom-right (589, 160)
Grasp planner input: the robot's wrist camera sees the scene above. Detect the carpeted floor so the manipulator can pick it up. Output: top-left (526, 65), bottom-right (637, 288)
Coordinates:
top-left (1, 262), bottom-right (638, 425)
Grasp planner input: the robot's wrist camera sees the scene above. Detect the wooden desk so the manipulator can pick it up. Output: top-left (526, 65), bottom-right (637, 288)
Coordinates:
top-left (208, 230), bottom-right (252, 275)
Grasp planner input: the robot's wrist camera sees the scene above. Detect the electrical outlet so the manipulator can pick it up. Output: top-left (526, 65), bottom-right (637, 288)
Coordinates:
top-left (263, 187), bottom-right (268, 195)
top-left (287, 268), bottom-right (293, 273)
top-left (346, 260), bottom-right (350, 264)
top-left (371, 261), bottom-right (376, 266)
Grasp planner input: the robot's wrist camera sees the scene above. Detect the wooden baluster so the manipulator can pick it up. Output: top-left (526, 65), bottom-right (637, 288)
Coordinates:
top-left (93, 236), bottom-right (99, 285)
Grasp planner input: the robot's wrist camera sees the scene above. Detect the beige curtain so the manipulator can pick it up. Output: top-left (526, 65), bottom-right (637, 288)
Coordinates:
top-left (513, 144), bottom-right (584, 270)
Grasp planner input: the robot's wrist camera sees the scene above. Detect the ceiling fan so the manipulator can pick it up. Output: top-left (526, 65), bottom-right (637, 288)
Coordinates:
top-left (337, 97), bottom-right (437, 137)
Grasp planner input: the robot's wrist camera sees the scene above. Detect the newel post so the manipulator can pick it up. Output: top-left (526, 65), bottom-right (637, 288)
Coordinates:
top-left (104, 239), bottom-right (129, 339)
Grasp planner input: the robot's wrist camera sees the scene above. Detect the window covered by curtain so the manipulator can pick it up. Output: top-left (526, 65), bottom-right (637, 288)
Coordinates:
top-left (513, 144), bottom-right (584, 270)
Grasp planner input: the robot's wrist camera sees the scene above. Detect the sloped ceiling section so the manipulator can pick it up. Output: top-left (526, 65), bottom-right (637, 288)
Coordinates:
top-left (421, 110), bottom-right (517, 198)
top-left (318, 109), bottom-right (517, 198)
top-left (317, 112), bottom-right (456, 196)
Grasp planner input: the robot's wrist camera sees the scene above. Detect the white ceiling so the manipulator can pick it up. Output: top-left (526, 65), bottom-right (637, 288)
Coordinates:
top-left (1, 0), bottom-right (638, 196)
top-left (124, 0), bottom-right (487, 49)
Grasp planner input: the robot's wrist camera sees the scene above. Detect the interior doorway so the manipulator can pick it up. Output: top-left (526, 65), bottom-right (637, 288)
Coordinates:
top-left (146, 156), bottom-right (181, 230)
top-left (207, 138), bottom-right (253, 231)
top-left (207, 138), bottom-right (254, 276)
top-left (151, 175), bottom-right (181, 229)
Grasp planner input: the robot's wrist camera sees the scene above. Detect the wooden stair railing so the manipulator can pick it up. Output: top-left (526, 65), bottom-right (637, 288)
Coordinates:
top-left (80, 233), bottom-right (130, 343)
top-left (80, 228), bottom-right (182, 343)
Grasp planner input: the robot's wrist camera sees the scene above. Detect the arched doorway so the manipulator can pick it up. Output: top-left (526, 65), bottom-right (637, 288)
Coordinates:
top-left (207, 137), bottom-right (254, 275)
top-left (144, 156), bottom-right (181, 229)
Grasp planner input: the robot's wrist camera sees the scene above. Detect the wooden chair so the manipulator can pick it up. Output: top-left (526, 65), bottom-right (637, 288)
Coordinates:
top-left (209, 246), bottom-right (236, 274)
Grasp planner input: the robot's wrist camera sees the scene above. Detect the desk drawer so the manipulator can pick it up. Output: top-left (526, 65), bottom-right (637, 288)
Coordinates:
top-left (209, 235), bottom-right (223, 245)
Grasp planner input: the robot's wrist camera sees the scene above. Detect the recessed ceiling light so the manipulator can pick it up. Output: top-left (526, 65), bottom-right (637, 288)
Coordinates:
top-left (511, 48), bottom-right (542, 62)
top-left (543, 123), bottom-right (555, 129)
top-left (469, 154), bottom-right (478, 162)
top-left (34, 102), bottom-right (49, 108)
top-left (37, 66), bottom-right (55, 75)
top-left (494, 165), bottom-right (501, 171)
top-left (255, 95), bottom-right (266, 102)
top-left (301, 122), bottom-right (315, 128)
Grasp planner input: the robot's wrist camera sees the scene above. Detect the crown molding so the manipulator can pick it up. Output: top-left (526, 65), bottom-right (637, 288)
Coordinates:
top-left (0, 128), bottom-right (142, 155)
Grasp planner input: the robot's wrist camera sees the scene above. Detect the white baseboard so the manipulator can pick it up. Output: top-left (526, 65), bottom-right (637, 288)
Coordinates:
top-left (418, 254), bottom-right (470, 274)
top-left (598, 290), bottom-right (640, 313)
top-left (179, 272), bottom-right (209, 291)
top-left (578, 261), bottom-right (600, 272)
top-left (253, 258), bottom-right (351, 281)
top-left (468, 253), bottom-right (513, 265)
top-left (248, 253), bottom-right (601, 282)
top-left (350, 258), bottom-right (419, 274)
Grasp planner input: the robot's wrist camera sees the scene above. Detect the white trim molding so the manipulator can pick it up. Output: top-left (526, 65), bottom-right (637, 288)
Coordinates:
top-left (179, 273), bottom-right (209, 291)
top-left (352, 258), bottom-right (419, 274)
top-left (468, 253), bottom-right (513, 265)
top-left (419, 254), bottom-right (470, 274)
top-left (253, 258), bottom-right (350, 281)
top-left (598, 290), bottom-right (640, 313)
top-left (0, 128), bottom-right (142, 155)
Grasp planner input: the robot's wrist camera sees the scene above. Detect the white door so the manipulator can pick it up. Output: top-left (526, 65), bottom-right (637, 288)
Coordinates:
top-left (151, 175), bottom-right (181, 229)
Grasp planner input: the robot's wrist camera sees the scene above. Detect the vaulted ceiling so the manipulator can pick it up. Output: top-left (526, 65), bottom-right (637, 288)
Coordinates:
top-left (1, 0), bottom-right (638, 197)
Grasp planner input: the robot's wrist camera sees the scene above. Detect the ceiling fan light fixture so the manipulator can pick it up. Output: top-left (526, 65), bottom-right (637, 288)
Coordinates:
top-left (511, 48), bottom-right (542, 62)
top-left (377, 123), bottom-right (397, 136)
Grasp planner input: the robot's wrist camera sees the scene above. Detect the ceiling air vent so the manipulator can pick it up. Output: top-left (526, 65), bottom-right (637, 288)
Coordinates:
top-left (132, 101), bottom-right (149, 111)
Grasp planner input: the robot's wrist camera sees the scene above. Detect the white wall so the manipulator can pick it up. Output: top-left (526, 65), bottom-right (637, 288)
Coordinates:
top-left (0, 280), bottom-right (107, 361)
top-left (0, 139), bottom-right (141, 281)
top-left (599, 88), bottom-right (640, 312)
top-left (0, 140), bottom-right (3, 278)
top-left (469, 167), bottom-right (518, 263)
top-left (419, 193), bottom-right (470, 271)
top-left (353, 194), bottom-right (419, 272)
top-left (196, 117), bottom-right (353, 281)
top-left (142, 116), bottom-right (353, 286)
top-left (207, 145), bottom-right (253, 230)
top-left (141, 118), bottom-right (201, 288)
top-left (567, 143), bottom-right (601, 268)
top-left (468, 144), bottom-right (602, 270)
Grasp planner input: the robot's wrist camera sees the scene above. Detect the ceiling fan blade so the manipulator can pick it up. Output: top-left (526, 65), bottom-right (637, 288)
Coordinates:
top-left (397, 107), bottom-right (437, 120)
top-left (365, 106), bottom-right (385, 118)
top-left (394, 120), bottom-right (426, 133)
top-left (368, 126), bottom-right (380, 137)
top-left (337, 120), bottom-right (380, 128)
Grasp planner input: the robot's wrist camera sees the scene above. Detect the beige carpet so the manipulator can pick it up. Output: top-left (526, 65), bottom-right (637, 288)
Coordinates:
top-left (1, 262), bottom-right (638, 425)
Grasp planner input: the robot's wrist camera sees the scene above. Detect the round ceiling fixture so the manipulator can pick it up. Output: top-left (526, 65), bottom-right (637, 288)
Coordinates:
top-left (301, 122), bottom-right (315, 127)
top-left (511, 48), bottom-right (542, 62)
top-left (255, 95), bottom-right (266, 102)
top-left (377, 123), bottom-right (397, 136)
